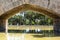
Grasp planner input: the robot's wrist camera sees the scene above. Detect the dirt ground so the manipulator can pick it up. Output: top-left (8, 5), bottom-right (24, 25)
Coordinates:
top-left (0, 33), bottom-right (60, 40)
top-left (0, 25), bottom-right (60, 40)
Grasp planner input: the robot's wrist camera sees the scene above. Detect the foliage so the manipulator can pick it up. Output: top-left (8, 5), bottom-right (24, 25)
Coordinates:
top-left (8, 11), bottom-right (53, 25)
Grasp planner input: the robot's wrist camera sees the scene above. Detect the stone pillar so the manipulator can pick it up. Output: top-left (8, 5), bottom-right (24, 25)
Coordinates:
top-left (6, 20), bottom-right (8, 33)
top-left (0, 19), bottom-right (8, 32)
top-left (53, 19), bottom-right (60, 35)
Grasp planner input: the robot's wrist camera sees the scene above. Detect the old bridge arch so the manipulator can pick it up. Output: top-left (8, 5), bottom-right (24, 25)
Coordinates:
top-left (0, 4), bottom-right (60, 35)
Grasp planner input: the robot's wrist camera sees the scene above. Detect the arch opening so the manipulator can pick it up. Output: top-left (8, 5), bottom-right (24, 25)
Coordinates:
top-left (0, 4), bottom-right (60, 36)
top-left (8, 10), bottom-right (54, 37)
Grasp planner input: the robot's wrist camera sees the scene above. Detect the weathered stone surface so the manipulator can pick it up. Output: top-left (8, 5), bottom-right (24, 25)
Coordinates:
top-left (0, 0), bottom-right (60, 16)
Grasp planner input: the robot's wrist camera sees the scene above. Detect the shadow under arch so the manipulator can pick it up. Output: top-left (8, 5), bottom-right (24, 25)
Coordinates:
top-left (0, 4), bottom-right (60, 19)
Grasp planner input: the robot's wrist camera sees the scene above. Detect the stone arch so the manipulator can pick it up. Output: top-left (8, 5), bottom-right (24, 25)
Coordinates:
top-left (0, 4), bottom-right (60, 35)
top-left (0, 4), bottom-right (59, 19)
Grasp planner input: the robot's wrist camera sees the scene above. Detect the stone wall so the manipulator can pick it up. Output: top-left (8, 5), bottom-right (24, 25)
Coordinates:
top-left (53, 19), bottom-right (60, 35)
top-left (0, 0), bottom-right (60, 16)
